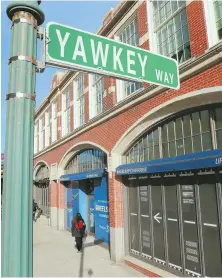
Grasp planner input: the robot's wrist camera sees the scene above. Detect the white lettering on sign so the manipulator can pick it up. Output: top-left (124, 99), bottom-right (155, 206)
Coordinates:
top-left (91, 40), bottom-right (109, 67)
top-left (155, 69), bottom-right (174, 85)
top-left (56, 30), bottom-right (70, 58)
top-left (113, 46), bottom-right (123, 72)
top-left (72, 36), bottom-right (87, 63)
top-left (137, 53), bottom-right (147, 77)
top-left (116, 167), bottom-right (147, 174)
top-left (95, 205), bottom-right (108, 213)
top-left (127, 50), bottom-right (136, 75)
top-left (215, 157), bottom-right (222, 164)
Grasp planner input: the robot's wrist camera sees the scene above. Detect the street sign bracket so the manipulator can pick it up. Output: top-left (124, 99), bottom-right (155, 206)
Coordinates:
top-left (36, 26), bottom-right (46, 73)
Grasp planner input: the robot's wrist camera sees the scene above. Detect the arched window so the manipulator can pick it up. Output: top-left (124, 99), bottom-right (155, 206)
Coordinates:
top-left (65, 149), bottom-right (107, 174)
top-left (35, 164), bottom-right (49, 182)
top-left (126, 105), bottom-right (222, 164)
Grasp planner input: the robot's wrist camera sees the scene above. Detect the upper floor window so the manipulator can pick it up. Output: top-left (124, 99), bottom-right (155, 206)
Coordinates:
top-left (45, 111), bottom-right (50, 148)
top-left (51, 101), bottom-right (57, 143)
top-left (74, 74), bottom-right (85, 128)
top-left (213, 0), bottom-right (222, 40)
top-left (39, 118), bottom-right (43, 152)
top-left (153, 0), bottom-right (191, 63)
top-left (93, 74), bottom-right (104, 115)
top-left (62, 89), bottom-right (71, 136)
top-left (119, 18), bottom-right (142, 96)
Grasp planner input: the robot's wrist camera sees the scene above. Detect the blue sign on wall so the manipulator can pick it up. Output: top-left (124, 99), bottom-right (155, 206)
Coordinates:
top-left (89, 197), bottom-right (95, 233)
top-left (94, 176), bottom-right (110, 243)
top-left (67, 188), bottom-right (79, 229)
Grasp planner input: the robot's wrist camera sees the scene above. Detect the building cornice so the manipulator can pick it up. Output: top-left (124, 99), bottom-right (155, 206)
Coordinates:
top-left (35, 1), bottom-right (138, 118)
top-left (34, 41), bottom-right (222, 159)
top-left (97, 1), bottom-right (137, 36)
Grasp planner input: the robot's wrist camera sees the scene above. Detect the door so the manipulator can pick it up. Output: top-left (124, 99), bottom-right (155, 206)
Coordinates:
top-left (164, 177), bottom-right (182, 271)
top-left (89, 195), bottom-right (95, 234)
top-left (128, 178), bottom-right (140, 254)
top-left (198, 174), bottom-right (222, 277)
top-left (139, 178), bottom-right (152, 259)
top-left (151, 177), bottom-right (165, 264)
top-left (180, 175), bottom-right (201, 277)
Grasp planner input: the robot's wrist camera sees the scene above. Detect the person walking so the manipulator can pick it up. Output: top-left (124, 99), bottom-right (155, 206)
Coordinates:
top-left (71, 212), bottom-right (86, 252)
top-left (33, 199), bottom-right (38, 222)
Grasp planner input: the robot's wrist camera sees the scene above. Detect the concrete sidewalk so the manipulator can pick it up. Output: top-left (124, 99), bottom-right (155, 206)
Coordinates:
top-left (33, 217), bottom-right (144, 277)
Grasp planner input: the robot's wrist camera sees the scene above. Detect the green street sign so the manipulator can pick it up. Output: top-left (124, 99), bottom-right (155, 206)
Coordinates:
top-left (46, 22), bottom-right (180, 89)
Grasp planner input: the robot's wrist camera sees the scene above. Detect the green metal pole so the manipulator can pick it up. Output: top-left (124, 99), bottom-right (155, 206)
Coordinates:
top-left (2, 1), bottom-right (44, 277)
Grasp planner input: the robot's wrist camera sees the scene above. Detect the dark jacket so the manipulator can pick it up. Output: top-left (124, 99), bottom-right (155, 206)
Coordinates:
top-left (71, 219), bottom-right (86, 238)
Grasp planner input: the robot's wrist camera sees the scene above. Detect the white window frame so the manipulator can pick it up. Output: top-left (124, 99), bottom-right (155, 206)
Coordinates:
top-left (89, 74), bottom-right (104, 119)
top-left (62, 89), bottom-right (70, 136)
top-left (74, 74), bottom-right (85, 129)
top-left (39, 118), bottom-right (43, 152)
top-left (115, 15), bottom-right (142, 102)
top-left (45, 111), bottom-right (50, 148)
top-left (34, 123), bottom-right (38, 154)
top-left (51, 101), bottom-right (57, 143)
top-left (203, 0), bottom-right (221, 48)
top-left (148, 0), bottom-right (191, 64)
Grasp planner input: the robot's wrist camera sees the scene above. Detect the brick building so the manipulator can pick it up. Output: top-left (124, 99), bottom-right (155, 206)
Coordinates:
top-left (33, 1), bottom-right (222, 277)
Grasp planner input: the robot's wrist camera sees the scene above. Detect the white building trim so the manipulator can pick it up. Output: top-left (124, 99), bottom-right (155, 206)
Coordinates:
top-left (111, 86), bottom-right (222, 171)
top-left (58, 141), bottom-right (109, 177)
top-left (203, 0), bottom-right (220, 48)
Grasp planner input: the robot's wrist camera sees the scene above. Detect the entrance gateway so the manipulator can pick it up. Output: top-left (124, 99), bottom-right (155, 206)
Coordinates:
top-left (61, 149), bottom-right (109, 244)
top-left (116, 149), bottom-right (222, 277)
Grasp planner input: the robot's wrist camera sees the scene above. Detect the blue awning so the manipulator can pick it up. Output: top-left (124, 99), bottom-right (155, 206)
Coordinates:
top-left (60, 168), bottom-right (105, 181)
top-left (116, 149), bottom-right (222, 176)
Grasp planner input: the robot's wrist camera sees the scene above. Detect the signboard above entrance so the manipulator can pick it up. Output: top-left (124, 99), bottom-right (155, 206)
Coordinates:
top-left (46, 22), bottom-right (180, 89)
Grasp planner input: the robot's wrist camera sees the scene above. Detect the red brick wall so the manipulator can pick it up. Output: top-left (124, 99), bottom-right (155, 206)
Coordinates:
top-left (109, 174), bottom-right (124, 228)
top-left (85, 92), bottom-right (89, 123)
top-left (187, 0), bottom-right (208, 57)
top-left (137, 1), bottom-right (148, 39)
top-left (34, 63), bottom-right (222, 215)
top-left (35, 65), bottom-right (222, 162)
top-left (104, 78), bottom-right (114, 111)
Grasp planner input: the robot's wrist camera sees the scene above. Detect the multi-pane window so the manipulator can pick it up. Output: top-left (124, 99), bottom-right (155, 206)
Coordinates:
top-left (93, 75), bottom-right (104, 115)
top-left (51, 101), bottom-right (57, 143)
top-left (153, 0), bottom-right (191, 63)
top-left (162, 110), bottom-right (212, 157)
top-left (45, 112), bottom-right (50, 148)
top-left (126, 106), bottom-right (221, 163)
top-left (76, 74), bottom-right (85, 127)
top-left (214, 108), bottom-right (222, 148)
top-left (127, 130), bottom-right (160, 164)
top-left (65, 149), bottom-right (107, 174)
top-left (119, 18), bottom-right (141, 96)
top-left (39, 118), bottom-right (43, 151)
top-left (62, 89), bottom-right (70, 136)
top-left (213, 0), bottom-right (222, 40)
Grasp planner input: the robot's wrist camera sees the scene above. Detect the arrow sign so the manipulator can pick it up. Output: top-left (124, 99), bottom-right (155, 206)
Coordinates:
top-left (154, 212), bottom-right (162, 223)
